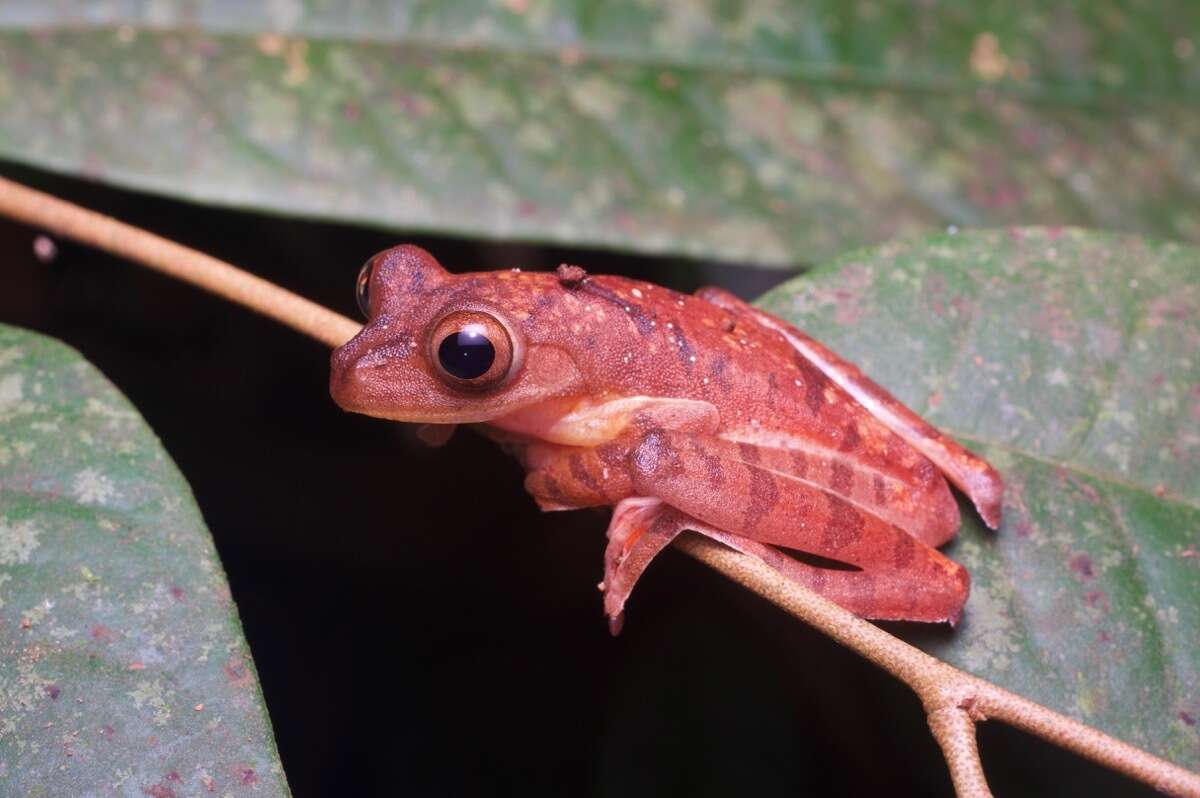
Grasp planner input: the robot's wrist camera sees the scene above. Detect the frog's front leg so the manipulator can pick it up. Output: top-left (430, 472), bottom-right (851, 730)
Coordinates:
top-left (625, 429), bottom-right (969, 624)
top-left (696, 285), bottom-right (1003, 529)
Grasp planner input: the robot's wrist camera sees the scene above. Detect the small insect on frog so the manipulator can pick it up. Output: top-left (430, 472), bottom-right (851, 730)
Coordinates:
top-left (330, 245), bottom-right (1003, 632)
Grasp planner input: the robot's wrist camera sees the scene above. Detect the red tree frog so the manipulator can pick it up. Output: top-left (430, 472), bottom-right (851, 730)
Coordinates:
top-left (330, 246), bottom-right (1003, 632)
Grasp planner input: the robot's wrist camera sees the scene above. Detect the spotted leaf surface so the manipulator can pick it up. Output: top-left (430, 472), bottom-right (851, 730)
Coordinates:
top-left (0, 326), bottom-right (288, 796)
top-left (758, 227), bottom-right (1200, 769)
top-left (0, 2), bottom-right (1198, 265)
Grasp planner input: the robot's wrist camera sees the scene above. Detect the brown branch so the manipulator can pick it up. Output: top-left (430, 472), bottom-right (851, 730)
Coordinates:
top-left (0, 176), bottom-right (359, 349)
top-left (679, 535), bottom-right (1200, 797)
top-left (927, 706), bottom-right (990, 798)
top-left (3, 174), bottom-right (1198, 798)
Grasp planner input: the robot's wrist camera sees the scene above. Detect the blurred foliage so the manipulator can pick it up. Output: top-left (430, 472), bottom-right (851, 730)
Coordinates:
top-left (0, 325), bottom-right (288, 796)
top-left (762, 227), bottom-right (1200, 768)
top-left (0, 1), bottom-right (1197, 265)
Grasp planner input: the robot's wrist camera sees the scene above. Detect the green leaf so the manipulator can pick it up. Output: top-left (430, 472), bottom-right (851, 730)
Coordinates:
top-left (0, 3), bottom-right (1198, 265)
top-left (757, 227), bottom-right (1200, 768)
top-left (0, 325), bottom-right (288, 795)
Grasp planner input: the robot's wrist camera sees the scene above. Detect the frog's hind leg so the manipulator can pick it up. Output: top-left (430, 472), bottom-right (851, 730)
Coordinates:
top-left (626, 430), bottom-right (970, 624)
top-left (696, 285), bottom-right (1003, 529)
top-left (729, 435), bottom-right (960, 548)
top-left (601, 498), bottom-right (966, 630)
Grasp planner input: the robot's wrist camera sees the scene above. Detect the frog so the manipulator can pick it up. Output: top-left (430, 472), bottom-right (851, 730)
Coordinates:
top-left (330, 245), bottom-right (1004, 633)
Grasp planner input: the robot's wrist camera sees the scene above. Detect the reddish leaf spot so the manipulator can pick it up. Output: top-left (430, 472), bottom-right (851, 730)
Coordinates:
top-left (44, 684), bottom-right (60, 700)
top-left (925, 273), bottom-right (948, 317)
top-left (144, 785), bottom-right (176, 798)
top-left (91, 624), bottom-right (117, 643)
top-left (169, 586), bottom-right (185, 601)
top-left (1069, 553), bottom-right (1095, 580)
top-left (1180, 711), bottom-right (1196, 727)
top-left (166, 771), bottom-right (182, 782)
top-left (224, 656), bottom-right (253, 689)
top-left (1086, 590), bottom-right (1110, 612)
top-left (100, 724), bottom-right (116, 740)
top-left (239, 768), bottom-right (258, 785)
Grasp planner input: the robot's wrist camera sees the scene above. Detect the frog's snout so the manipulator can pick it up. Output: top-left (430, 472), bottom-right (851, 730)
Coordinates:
top-left (329, 334), bottom-right (390, 412)
top-left (328, 339), bottom-right (364, 412)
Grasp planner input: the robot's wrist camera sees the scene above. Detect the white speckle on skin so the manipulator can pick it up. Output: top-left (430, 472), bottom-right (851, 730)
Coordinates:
top-left (72, 469), bottom-right (117, 506)
top-left (0, 519), bottom-right (40, 565)
top-left (631, 288), bottom-right (643, 299)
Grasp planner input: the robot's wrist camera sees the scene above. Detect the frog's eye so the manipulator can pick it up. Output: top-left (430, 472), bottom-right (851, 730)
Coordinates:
top-left (429, 310), bottom-right (514, 390)
top-left (356, 256), bottom-right (376, 319)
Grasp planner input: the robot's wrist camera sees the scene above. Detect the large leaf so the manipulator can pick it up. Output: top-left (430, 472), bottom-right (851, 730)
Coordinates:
top-left (0, 3), bottom-right (1198, 265)
top-left (758, 227), bottom-right (1200, 769)
top-left (0, 325), bottom-right (288, 795)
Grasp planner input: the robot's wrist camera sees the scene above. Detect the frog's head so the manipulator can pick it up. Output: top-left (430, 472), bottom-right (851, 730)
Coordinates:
top-left (330, 245), bottom-right (585, 424)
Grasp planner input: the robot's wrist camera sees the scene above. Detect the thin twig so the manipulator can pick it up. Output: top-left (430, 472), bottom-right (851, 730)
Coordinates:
top-left (678, 535), bottom-right (1200, 797)
top-left (2, 174), bottom-right (1198, 798)
top-left (927, 706), bottom-right (991, 798)
top-left (0, 176), bottom-right (359, 349)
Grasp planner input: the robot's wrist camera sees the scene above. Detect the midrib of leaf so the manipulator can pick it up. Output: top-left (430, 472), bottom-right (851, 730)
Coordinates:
top-left (951, 432), bottom-right (1200, 514)
top-left (1, 22), bottom-right (1194, 110)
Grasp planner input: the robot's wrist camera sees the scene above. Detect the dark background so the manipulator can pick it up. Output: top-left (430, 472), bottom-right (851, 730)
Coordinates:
top-left (0, 163), bottom-right (1157, 797)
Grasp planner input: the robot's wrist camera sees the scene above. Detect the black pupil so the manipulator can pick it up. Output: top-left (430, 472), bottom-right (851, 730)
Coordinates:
top-left (438, 329), bottom-right (495, 380)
